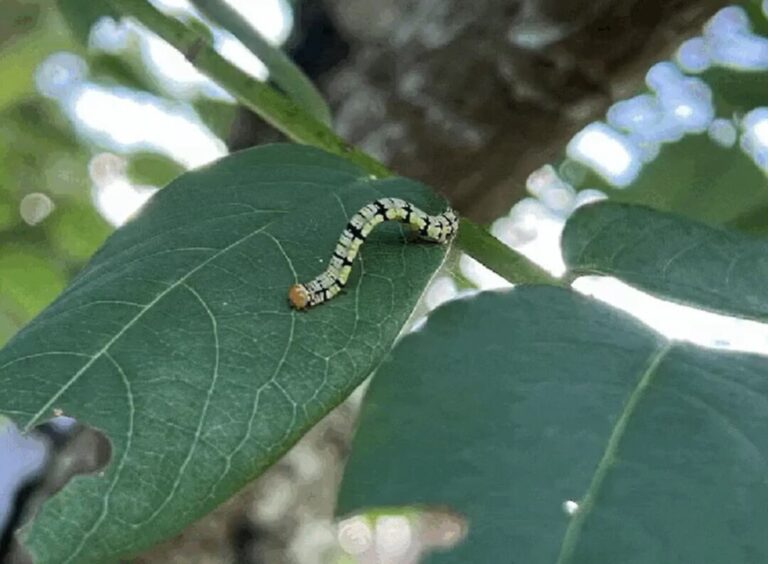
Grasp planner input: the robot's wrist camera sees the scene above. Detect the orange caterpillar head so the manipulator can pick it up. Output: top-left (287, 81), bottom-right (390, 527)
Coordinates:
top-left (288, 284), bottom-right (310, 310)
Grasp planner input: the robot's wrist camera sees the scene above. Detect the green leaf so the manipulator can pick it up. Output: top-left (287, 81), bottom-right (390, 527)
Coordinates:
top-left (0, 10), bottom-right (77, 111)
top-left (744, 0), bottom-right (768, 37)
top-left (338, 287), bottom-right (768, 563)
top-left (562, 202), bottom-right (768, 321)
top-left (600, 135), bottom-right (768, 227)
top-left (56, 0), bottom-right (118, 44)
top-left (727, 202), bottom-right (768, 234)
top-left (0, 308), bottom-right (19, 348)
top-left (0, 308), bottom-right (23, 346)
top-left (189, 0), bottom-right (333, 125)
top-left (46, 200), bottom-right (112, 262)
top-left (0, 100), bottom-right (90, 221)
top-left (1, 99), bottom-right (82, 155)
top-left (125, 151), bottom-right (186, 187)
top-left (0, 194), bottom-right (18, 231)
top-left (705, 68), bottom-right (768, 117)
top-left (88, 53), bottom-right (164, 96)
top-left (0, 247), bottom-right (67, 316)
top-left (0, 144), bottom-right (450, 562)
top-left (193, 98), bottom-right (236, 139)
top-left (0, 246), bottom-right (68, 346)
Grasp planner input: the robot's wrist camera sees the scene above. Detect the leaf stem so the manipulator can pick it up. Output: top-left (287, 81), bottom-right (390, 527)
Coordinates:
top-left (106, 0), bottom-right (389, 178)
top-left (455, 219), bottom-right (563, 286)
top-left (106, 0), bottom-right (560, 288)
top-left (188, 0), bottom-right (333, 126)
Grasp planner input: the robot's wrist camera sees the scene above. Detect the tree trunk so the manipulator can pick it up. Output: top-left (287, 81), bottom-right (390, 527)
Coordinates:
top-left (322, 0), bottom-right (727, 222)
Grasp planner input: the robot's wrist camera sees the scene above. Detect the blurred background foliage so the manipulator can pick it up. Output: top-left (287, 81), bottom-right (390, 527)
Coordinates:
top-left (0, 0), bottom-right (248, 344)
top-left (0, 0), bottom-right (92, 344)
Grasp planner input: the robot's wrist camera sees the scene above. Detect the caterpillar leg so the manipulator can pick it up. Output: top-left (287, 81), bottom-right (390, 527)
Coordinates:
top-left (288, 199), bottom-right (458, 310)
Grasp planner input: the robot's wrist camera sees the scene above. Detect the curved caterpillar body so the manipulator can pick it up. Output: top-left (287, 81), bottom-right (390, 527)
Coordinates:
top-left (288, 197), bottom-right (458, 310)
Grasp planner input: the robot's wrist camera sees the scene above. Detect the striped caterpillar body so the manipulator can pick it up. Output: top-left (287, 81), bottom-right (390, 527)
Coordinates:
top-left (288, 197), bottom-right (458, 310)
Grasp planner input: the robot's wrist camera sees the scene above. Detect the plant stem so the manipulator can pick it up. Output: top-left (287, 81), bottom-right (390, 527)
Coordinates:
top-left (107, 0), bottom-right (560, 288)
top-left (188, 0), bottom-right (333, 126)
top-left (455, 219), bottom-right (562, 286)
top-left (106, 0), bottom-right (389, 178)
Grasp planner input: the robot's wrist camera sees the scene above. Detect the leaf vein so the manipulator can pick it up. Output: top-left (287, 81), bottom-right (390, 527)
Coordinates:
top-left (555, 342), bottom-right (671, 563)
top-left (20, 223), bottom-right (272, 430)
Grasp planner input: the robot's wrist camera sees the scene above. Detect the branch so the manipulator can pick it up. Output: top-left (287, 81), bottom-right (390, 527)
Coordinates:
top-left (188, 0), bottom-right (333, 126)
top-left (106, 0), bottom-right (561, 288)
top-left (106, 0), bottom-right (388, 177)
top-left (455, 219), bottom-right (563, 287)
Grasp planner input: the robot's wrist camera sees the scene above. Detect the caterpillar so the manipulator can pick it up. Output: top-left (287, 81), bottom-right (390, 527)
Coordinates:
top-left (288, 197), bottom-right (458, 310)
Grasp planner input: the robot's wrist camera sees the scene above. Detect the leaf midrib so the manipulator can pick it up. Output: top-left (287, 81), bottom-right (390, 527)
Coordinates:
top-left (555, 342), bottom-right (671, 563)
top-left (19, 173), bottom-right (373, 431)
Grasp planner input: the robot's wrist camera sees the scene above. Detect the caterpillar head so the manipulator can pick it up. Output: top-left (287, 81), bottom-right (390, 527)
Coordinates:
top-left (441, 209), bottom-right (458, 241)
top-left (288, 284), bottom-right (310, 310)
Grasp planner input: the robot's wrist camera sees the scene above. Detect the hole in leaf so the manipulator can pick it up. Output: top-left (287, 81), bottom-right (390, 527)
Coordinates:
top-left (0, 416), bottom-right (112, 562)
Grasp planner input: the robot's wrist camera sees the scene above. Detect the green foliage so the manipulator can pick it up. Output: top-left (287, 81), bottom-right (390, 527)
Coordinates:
top-left (189, 0), bottom-right (333, 125)
top-left (0, 5), bottom-right (76, 111)
top-left (608, 135), bottom-right (768, 226)
top-left (0, 1), bottom-right (43, 46)
top-left (560, 126), bottom-right (768, 231)
top-left (1, 144), bottom-right (450, 562)
top-left (340, 203), bottom-right (768, 562)
top-left (46, 200), bottom-right (112, 262)
top-left (557, 63), bottom-right (768, 233)
top-left (0, 247), bottom-right (67, 315)
top-left (0, 246), bottom-right (67, 344)
top-left (126, 152), bottom-right (187, 187)
top-left (192, 98), bottom-right (237, 139)
top-left (55, 0), bottom-right (118, 45)
top-left (0, 96), bottom-right (100, 343)
top-left (0, 98), bottom-right (91, 227)
top-left (0, 199), bottom-right (16, 230)
top-left (88, 53), bottom-right (165, 96)
top-left (563, 202), bottom-right (768, 319)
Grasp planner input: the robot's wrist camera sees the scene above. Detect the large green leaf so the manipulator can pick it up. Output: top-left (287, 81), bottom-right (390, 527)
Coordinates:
top-left (562, 202), bottom-right (768, 320)
top-left (0, 144), bottom-right (450, 562)
top-left (337, 286), bottom-right (768, 563)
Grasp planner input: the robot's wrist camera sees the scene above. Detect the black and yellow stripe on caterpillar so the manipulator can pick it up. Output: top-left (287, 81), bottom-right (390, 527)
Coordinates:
top-left (288, 197), bottom-right (458, 309)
